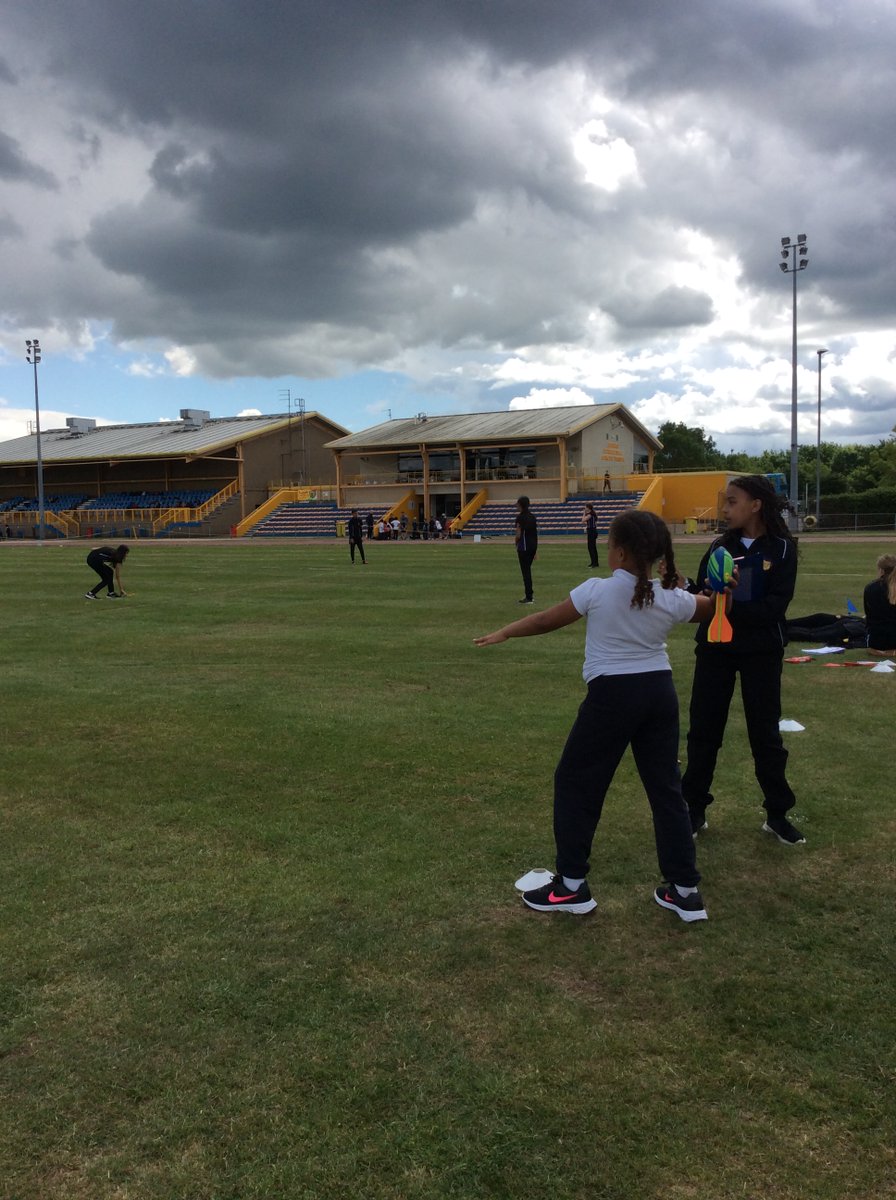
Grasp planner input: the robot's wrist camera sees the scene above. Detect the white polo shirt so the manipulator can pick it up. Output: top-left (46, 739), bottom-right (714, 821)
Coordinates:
top-left (569, 569), bottom-right (697, 681)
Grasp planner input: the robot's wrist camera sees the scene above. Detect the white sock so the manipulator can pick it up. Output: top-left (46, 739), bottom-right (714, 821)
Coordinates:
top-left (562, 876), bottom-right (585, 891)
top-left (674, 884), bottom-right (699, 897)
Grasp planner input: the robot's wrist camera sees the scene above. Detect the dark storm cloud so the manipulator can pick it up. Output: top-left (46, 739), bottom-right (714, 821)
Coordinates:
top-left (0, 131), bottom-right (58, 188)
top-left (606, 286), bottom-right (714, 333)
top-left (0, 213), bottom-right (23, 240)
top-left (0, 0), bottom-right (894, 435)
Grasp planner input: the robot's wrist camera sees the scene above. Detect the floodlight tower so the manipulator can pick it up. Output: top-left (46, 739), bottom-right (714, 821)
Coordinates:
top-left (25, 338), bottom-right (45, 543)
top-left (815, 348), bottom-right (828, 522)
top-left (779, 234), bottom-right (809, 530)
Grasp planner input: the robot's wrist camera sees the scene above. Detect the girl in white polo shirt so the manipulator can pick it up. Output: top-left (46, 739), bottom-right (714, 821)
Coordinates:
top-left (475, 510), bottom-right (726, 923)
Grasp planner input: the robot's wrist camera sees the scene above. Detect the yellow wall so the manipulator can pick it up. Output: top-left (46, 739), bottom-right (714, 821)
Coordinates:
top-left (626, 472), bottom-right (731, 523)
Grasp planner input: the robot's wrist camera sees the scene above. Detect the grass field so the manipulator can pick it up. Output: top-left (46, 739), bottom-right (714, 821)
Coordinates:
top-left (1, 536), bottom-right (894, 1200)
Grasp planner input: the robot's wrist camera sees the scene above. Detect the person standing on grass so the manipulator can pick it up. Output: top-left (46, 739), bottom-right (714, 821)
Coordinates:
top-left (863, 554), bottom-right (896, 653)
top-left (514, 495), bottom-right (538, 604)
top-left (476, 510), bottom-right (727, 923)
top-left (582, 502), bottom-right (599, 568)
top-left (85, 544), bottom-right (129, 598)
top-left (347, 509), bottom-right (366, 564)
top-left (681, 475), bottom-right (804, 845)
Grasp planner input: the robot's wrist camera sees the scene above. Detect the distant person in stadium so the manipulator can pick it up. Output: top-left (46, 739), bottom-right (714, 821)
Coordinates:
top-left (365, 511), bottom-right (374, 540)
top-left (603, 472), bottom-right (612, 493)
top-left (864, 553), bottom-right (896, 653)
top-left (85, 544), bottom-right (129, 598)
top-left (582, 502), bottom-right (599, 568)
top-left (347, 509), bottom-right (366, 564)
top-left (515, 495), bottom-right (538, 604)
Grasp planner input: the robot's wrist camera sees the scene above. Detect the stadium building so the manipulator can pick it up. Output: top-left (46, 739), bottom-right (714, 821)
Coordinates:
top-left (0, 409), bottom-right (347, 538)
top-left (0, 403), bottom-right (729, 539)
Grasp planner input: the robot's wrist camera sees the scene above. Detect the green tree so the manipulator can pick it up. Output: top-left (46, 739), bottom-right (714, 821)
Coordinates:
top-left (654, 422), bottom-right (725, 471)
top-left (867, 429), bottom-right (896, 487)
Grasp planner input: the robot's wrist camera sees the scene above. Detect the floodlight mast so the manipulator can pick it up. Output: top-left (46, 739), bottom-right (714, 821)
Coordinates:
top-left (779, 235), bottom-right (809, 531)
top-left (25, 338), bottom-right (45, 543)
top-left (816, 348), bottom-right (828, 522)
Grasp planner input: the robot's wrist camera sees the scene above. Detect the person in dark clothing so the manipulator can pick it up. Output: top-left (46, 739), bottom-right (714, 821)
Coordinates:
top-left (514, 496), bottom-right (538, 604)
top-left (864, 554), bottom-right (896, 652)
top-left (365, 511), bottom-right (374, 540)
top-left (582, 502), bottom-right (599, 568)
top-left (347, 509), bottom-right (366, 564)
top-left (681, 475), bottom-right (804, 845)
top-left (603, 472), bottom-right (612, 493)
top-left (85, 544), bottom-right (129, 598)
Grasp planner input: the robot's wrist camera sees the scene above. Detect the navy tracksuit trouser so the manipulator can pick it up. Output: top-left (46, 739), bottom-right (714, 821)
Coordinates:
top-left (553, 671), bottom-right (700, 887)
top-left (681, 645), bottom-right (795, 817)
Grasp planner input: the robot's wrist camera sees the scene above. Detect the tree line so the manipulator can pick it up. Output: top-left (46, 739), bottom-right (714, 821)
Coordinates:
top-left (654, 421), bottom-right (896, 495)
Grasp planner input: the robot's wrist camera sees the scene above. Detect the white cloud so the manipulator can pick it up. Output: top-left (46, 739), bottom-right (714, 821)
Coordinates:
top-left (572, 119), bottom-right (640, 191)
top-left (164, 346), bottom-right (198, 376)
top-left (509, 387), bottom-right (596, 410)
top-left (0, 401), bottom-right (113, 441)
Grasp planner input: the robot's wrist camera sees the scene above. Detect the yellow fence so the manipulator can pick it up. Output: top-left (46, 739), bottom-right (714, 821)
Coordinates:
top-left (0, 481), bottom-right (244, 539)
top-left (234, 488), bottom-right (303, 536)
top-left (452, 488), bottom-right (488, 533)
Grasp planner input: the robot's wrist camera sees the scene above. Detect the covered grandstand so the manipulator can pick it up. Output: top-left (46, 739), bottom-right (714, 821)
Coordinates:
top-left (0, 409), bottom-right (347, 538)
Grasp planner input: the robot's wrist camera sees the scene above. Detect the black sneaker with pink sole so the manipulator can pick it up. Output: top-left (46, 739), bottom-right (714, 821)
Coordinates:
top-left (522, 875), bottom-right (596, 915)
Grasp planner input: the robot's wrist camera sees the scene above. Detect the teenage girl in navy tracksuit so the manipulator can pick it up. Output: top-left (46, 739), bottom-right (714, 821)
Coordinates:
top-left (681, 475), bottom-right (804, 845)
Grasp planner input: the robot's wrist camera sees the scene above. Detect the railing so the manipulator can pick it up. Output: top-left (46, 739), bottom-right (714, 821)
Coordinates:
top-left (234, 487), bottom-right (323, 536)
top-left (152, 507), bottom-right (192, 535)
top-left (266, 482), bottom-right (338, 500)
top-left (691, 506), bottom-right (717, 530)
top-left (575, 473), bottom-right (631, 493)
top-left (807, 511), bottom-right (896, 532)
top-left (2, 509), bottom-right (78, 537)
top-left (195, 479), bottom-right (239, 519)
top-left (346, 468), bottom-right (541, 486)
top-left (452, 488), bottom-right (488, 533)
top-left (381, 490), bottom-right (420, 528)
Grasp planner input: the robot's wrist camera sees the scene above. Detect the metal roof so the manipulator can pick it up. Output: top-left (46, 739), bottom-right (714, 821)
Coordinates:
top-left (0, 412), bottom-right (348, 465)
top-left (325, 404), bottom-right (661, 451)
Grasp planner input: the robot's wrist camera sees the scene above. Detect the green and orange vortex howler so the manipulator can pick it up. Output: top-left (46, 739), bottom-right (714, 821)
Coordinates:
top-left (706, 547), bottom-right (734, 644)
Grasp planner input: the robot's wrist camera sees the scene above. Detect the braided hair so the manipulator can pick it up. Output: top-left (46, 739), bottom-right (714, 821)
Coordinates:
top-left (609, 510), bottom-right (679, 610)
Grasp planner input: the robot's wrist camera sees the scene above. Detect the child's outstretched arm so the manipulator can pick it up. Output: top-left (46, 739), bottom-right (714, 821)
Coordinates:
top-left (474, 598), bottom-right (581, 646)
top-left (689, 575), bottom-right (737, 623)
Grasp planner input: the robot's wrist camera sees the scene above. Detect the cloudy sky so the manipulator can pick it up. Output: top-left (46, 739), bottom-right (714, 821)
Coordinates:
top-left (1, 0), bottom-right (894, 453)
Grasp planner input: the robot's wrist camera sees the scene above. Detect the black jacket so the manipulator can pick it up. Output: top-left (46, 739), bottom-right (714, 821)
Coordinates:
top-left (515, 510), bottom-right (538, 554)
top-left (864, 577), bottom-right (896, 650)
top-left (691, 532), bottom-right (797, 652)
top-left (347, 515), bottom-right (364, 541)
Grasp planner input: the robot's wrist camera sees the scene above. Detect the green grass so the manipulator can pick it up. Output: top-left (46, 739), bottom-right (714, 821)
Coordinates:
top-left (1, 537), bottom-right (894, 1199)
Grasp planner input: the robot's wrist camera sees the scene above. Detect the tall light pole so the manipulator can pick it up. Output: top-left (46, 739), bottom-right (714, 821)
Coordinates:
top-left (779, 234), bottom-right (808, 531)
top-left (815, 348), bottom-right (827, 523)
top-left (25, 338), bottom-right (45, 543)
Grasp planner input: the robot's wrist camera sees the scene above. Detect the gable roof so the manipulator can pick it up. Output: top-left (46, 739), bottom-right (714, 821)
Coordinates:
top-left (0, 412), bottom-right (348, 465)
top-left (326, 404), bottom-right (661, 451)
